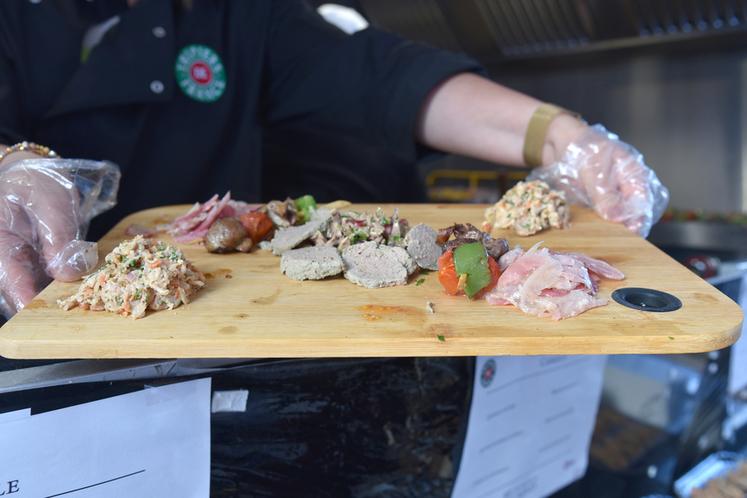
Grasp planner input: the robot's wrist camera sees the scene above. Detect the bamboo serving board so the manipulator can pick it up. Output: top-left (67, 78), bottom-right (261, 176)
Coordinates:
top-left (0, 204), bottom-right (742, 359)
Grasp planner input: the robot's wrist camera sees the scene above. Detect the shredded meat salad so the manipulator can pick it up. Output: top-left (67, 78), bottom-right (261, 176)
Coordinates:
top-left (59, 236), bottom-right (206, 319)
top-left (483, 180), bottom-right (569, 236)
top-left (312, 207), bottom-right (409, 251)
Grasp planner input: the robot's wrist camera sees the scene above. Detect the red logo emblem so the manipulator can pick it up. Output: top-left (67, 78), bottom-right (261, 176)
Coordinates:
top-left (190, 61), bottom-right (213, 85)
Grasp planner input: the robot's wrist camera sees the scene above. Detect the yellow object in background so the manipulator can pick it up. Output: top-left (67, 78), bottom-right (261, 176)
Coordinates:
top-left (324, 200), bottom-right (352, 210)
top-left (425, 169), bottom-right (529, 203)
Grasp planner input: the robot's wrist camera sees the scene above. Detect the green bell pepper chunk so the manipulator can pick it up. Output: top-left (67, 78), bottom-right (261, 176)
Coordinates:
top-left (453, 241), bottom-right (491, 299)
top-left (294, 194), bottom-right (317, 223)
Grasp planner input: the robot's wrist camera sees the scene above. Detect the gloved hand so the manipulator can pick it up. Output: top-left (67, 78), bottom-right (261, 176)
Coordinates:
top-left (0, 158), bottom-right (120, 318)
top-left (528, 124), bottom-right (669, 237)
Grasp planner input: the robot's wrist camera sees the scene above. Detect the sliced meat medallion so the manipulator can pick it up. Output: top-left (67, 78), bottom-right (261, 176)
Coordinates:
top-left (342, 241), bottom-right (416, 288)
top-left (269, 209), bottom-right (332, 255)
top-left (405, 223), bottom-right (442, 271)
top-left (390, 245), bottom-right (418, 275)
top-left (281, 246), bottom-right (344, 281)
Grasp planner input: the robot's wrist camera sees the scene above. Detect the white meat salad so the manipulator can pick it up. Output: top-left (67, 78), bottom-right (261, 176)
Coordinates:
top-left (59, 236), bottom-right (206, 319)
top-left (483, 180), bottom-right (569, 236)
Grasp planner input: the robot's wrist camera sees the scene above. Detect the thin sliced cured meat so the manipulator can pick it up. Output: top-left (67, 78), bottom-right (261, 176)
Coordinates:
top-left (563, 252), bottom-right (625, 280)
top-left (221, 200), bottom-right (262, 218)
top-left (127, 192), bottom-right (262, 242)
top-left (498, 246), bottom-right (524, 271)
top-left (486, 243), bottom-right (624, 320)
top-left (193, 191), bottom-right (232, 233)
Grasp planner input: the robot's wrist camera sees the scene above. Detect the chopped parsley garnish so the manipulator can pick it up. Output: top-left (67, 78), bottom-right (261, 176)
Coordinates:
top-left (437, 335), bottom-right (445, 342)
top-left (294, 194), bottom-right (317, 223)
top-left (350, 230), bottom-right (368, 244)
top-left (416, 278), bottom-right (425, 286)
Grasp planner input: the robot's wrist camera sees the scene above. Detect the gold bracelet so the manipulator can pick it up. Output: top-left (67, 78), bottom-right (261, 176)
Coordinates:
top-left (522, 104), bottom-right (577, 168)
top-left (0, 141), bottom-right (58, 164)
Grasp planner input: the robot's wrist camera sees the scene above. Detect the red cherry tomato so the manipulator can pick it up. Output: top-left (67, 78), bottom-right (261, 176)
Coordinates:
top-left (438, 250), bottom-right (501, 298)
top-left (438, 251), bottom-right (462, 296)
top-left (239, 212), bottom-right (274, 243)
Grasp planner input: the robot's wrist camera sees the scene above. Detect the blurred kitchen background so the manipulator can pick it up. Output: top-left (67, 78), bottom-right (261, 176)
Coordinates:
top-left (364, 0), bottom-right (747, 212)
top-left (290, 0), bottom-right (746, 211)
top-left (259, 1), bottom-right (738, 211)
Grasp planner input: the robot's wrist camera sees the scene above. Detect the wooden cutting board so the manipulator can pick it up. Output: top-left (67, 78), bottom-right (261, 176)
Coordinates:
top-left (0, 204), bottom-right (742, 359)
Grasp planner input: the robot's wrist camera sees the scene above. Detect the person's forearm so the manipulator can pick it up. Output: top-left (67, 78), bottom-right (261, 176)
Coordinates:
top-left (416, 73), bottom-right (587, 167)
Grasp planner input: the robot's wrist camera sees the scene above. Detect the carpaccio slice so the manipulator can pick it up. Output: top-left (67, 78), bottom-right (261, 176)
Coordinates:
top-left (486, 243), bottom-right (624, 320)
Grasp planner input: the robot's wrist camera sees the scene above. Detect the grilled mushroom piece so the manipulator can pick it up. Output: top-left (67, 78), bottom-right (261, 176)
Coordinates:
top-left (438, 223), bottom-right (509, 260)
top-left (205, 217), bottom-right (251, 253)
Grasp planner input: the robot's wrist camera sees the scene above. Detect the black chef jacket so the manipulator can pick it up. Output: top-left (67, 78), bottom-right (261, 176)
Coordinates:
top-left (0, 0), bottom-right (480, 236)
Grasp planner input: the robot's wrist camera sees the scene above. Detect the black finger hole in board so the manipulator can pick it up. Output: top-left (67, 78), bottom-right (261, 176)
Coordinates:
top-left (612, 287), bottom-right (682, 312)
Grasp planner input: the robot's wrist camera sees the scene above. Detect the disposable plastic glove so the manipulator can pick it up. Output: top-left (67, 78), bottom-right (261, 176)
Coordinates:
top-left (528, 124), bottom-right (669, 237)
top-left (0, 158), bottom-right (120, 318)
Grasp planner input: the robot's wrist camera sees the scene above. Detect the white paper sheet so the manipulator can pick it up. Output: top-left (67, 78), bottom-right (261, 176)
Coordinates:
top-left (0, 378), bottom-right (211, 498)
top-left (0, 408), bottom-right (30, 424)
top-left (729, 274), bottom-right (747, 394)
top-left (211, 389), bottom-right (249, 413)
top-left (452, 356), bottom-right (606, 498)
